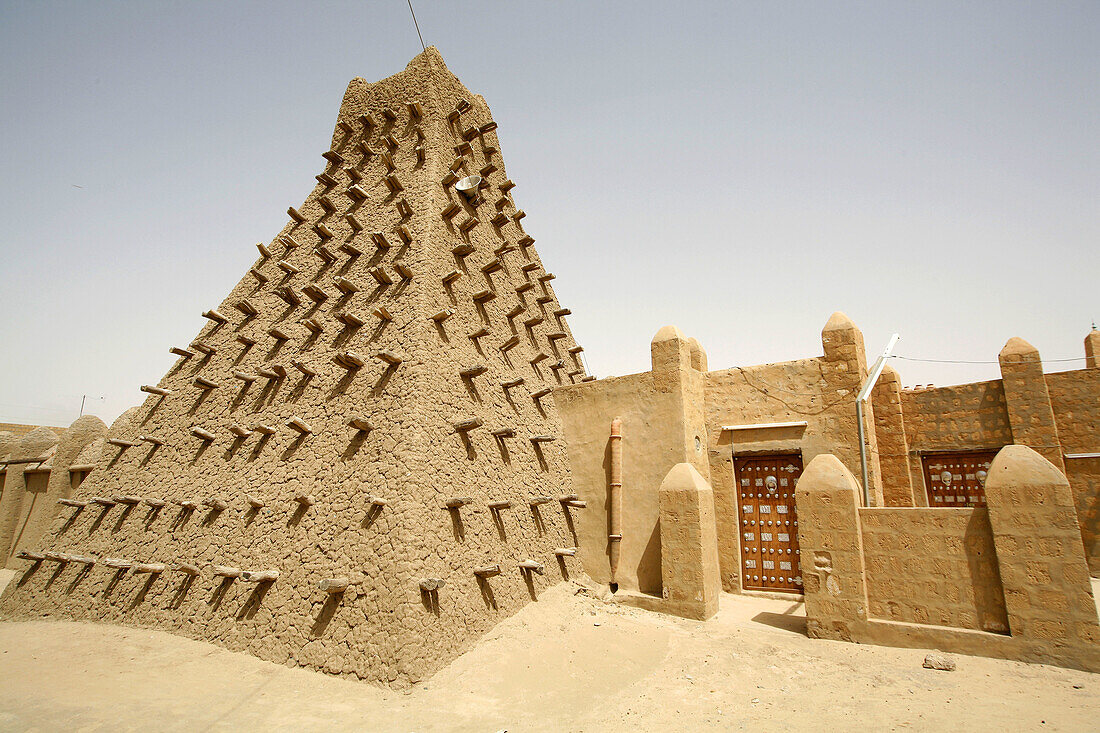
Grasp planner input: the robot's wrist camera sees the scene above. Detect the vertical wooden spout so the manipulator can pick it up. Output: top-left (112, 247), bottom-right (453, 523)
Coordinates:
top-left (609, 417), bottom-right (623, 587)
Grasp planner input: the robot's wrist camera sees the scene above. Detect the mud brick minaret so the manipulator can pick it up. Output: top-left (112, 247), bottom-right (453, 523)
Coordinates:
top-left (1, 48), bottom-right (587, 686)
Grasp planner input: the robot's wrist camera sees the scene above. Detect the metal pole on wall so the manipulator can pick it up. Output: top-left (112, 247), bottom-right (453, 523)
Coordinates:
top-left (856, 333), bottom-right (900, 506)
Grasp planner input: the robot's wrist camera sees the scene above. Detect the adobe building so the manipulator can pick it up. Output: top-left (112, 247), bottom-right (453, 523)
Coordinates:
top-left (2, 49), bottom-right (1098, 679)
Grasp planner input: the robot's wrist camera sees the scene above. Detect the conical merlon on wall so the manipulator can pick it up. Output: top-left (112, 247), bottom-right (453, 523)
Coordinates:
top-left (0, 47), bottom-right (587, 687)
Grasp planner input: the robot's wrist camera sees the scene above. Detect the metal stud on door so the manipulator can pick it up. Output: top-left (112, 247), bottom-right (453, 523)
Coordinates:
top-left (735, 454), bottom-right (803, 593)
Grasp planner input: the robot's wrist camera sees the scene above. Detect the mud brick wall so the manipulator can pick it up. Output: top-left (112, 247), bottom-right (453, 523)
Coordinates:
top-left (1046, 368), bottom-right (1100, 573)
top-left (797, 447), bottom-right (1100, 672)
top-left (0, 48), bottom-right (587, 688)
top-left (704, 312), bottom-right (877, 593)
top-left (859, 508), bottom-right (1007, 632)
top-left (900, 379), bottom-right (1012, 504)
top-left (870, 365), bottom-right (913, 506)
top-left (557, 326), bottom-right (709, 596)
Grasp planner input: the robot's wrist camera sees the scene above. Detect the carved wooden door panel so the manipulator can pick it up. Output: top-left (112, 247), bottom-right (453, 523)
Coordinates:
top-left (735, 454), bottom-right (803, 593)
top-left (921, 450), bottom-right (999, 508)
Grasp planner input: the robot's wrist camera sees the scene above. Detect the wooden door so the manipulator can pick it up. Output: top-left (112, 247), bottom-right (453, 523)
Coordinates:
top-left (921, 450), bottom-right (999, 508)
top-left (735, 454), bottom-right (803, 593)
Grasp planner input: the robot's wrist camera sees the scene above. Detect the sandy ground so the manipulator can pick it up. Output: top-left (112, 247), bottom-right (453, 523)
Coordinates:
top-left (0, 571), bottom-right (1097, 732)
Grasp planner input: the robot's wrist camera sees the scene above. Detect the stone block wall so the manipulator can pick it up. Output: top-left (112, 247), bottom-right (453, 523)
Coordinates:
top-left (860, 508), bottom-right (1007, 632)
top-left (796, 446), bottom-right (1100, 672)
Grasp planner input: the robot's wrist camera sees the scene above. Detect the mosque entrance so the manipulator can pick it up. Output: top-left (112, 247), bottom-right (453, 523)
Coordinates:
top-left (734, 453), bottom-right (803, 594)
top-left (920, 450), bottom-right (999, 508)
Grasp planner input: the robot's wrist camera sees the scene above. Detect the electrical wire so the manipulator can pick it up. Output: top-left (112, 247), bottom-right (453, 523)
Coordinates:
top-left (407, 0), bottom-right (426, 52)
top-left (891, 355), bottom-right (1086, 365)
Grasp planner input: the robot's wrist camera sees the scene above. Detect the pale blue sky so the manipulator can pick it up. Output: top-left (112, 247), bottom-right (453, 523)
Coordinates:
top-left (1, 1), bottom-right (1097, 426)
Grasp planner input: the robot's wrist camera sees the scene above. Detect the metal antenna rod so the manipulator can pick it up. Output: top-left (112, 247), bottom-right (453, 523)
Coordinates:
top-left (407, 0), bottom-right (426, 52)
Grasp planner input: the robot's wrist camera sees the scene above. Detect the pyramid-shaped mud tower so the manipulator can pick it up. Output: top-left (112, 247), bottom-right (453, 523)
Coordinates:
top-left (0, 48), bottom-right (589, 685)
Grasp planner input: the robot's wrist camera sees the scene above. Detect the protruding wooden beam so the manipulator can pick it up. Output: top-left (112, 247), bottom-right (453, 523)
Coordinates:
top-left (460, 365), bottom-right (488, 378)
top-left (419, 578), bottom-right (446, 592)
top-left (286, 417), bottom-right (312, 435)
top-left (192, 376), bottom-right (219, 391)
top-left (102, 558), bottom-right (132, 569)
top-left (144, 498), bottom-right (166, 509)
top-left (140, 435), bottom-right (165, 446)
top-left (249, 267), bottom-right (269, 284)
top-left (291, 359), bottom-right (317, 377)
top-left (202, 309), bottom-right (228, 324)
top-left (58, 498), bottom-right (87, 508)
top-left (529, 496), bottom-right (553, 506)
top-left (454, 418), bottom-right (482, 432)
top-left (372, 305), bottom-right (393, 322)
top-left (288, 206), bottom-right (305, 223)
top-left (488, 500), bottom-right (512, 510)
top-left (174, 563), bottom-right (201, 575)
top-left (212, 566), bottom-right (241, 578)
top-left (114, 495), bottom-right (141, 505)
top-left (257, 365), bottom-right (287, 380)
top-left (233, 370), bottom-right (259, 383)
top-left (241, 570), bottom-right (279, 583)
top-left (336, 311), bottom-right (365, 328)
top-left (268, 326), bottom-right (293, 341)
top-left (374, 350), bottom-right (403, 366)
top-left (314, 245), bottom-right (336, 263)
top-left (554, 547), bottom-right (577, 557)
top-left (530, 435), bottom-right (556, 444)
top-left (334, 350), bottom-right (365, 369)
top-left (277, 286), bottom-right (301, 305)
top-left (203, 497), bottom-right (228, 511)
top-left (531, 387), bottom-right (552, 400)
top-left (444, 497), bottom-right (474, 509)
top-left (170, 347), bottom-right (195, 359)
top-left (348, 417), bottom-right (373, 432)
top-left (319, 577), bottom-right (350, 593)
top-left (473, 565), bottom-right (501, 577)
top-left (140, 385), bottom-right (171, 396)
top-left (257, 242), bottom-right (272, 258)
top-left (247, 496), bottom-right (266, 509)
top-left (132, 562), bottom-right (166, 574)
top-left (253, 424), bottom-right (277, 436)
top-left (491, 428), bottom-right (515, 438)
top-left (518, 559), bottom-right (545, 575)
top-left (107, 438), bottom-right (140, 449)
top-left (190, 427), bottom-right (216, 442)
top-left (172, 499), bottom-right (198, 510)
top-left (302, 284), bottom-right (329, 303)
top-left (234, 300), bottom-right (258, 317)
top-left (333, 276), bottom-right (360, 294)
top-left (370, 266), bottom-right (393, 285)
top-left (17, 551), bottom-right (45, 562)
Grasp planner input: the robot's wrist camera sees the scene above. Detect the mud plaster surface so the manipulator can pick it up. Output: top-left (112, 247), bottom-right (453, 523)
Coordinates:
top-left (0, 47), bottom-right (586, 687)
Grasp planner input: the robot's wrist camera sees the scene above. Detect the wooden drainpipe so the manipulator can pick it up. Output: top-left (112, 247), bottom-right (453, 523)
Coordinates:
top-left (609, 418), bottom-right (623, 589)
